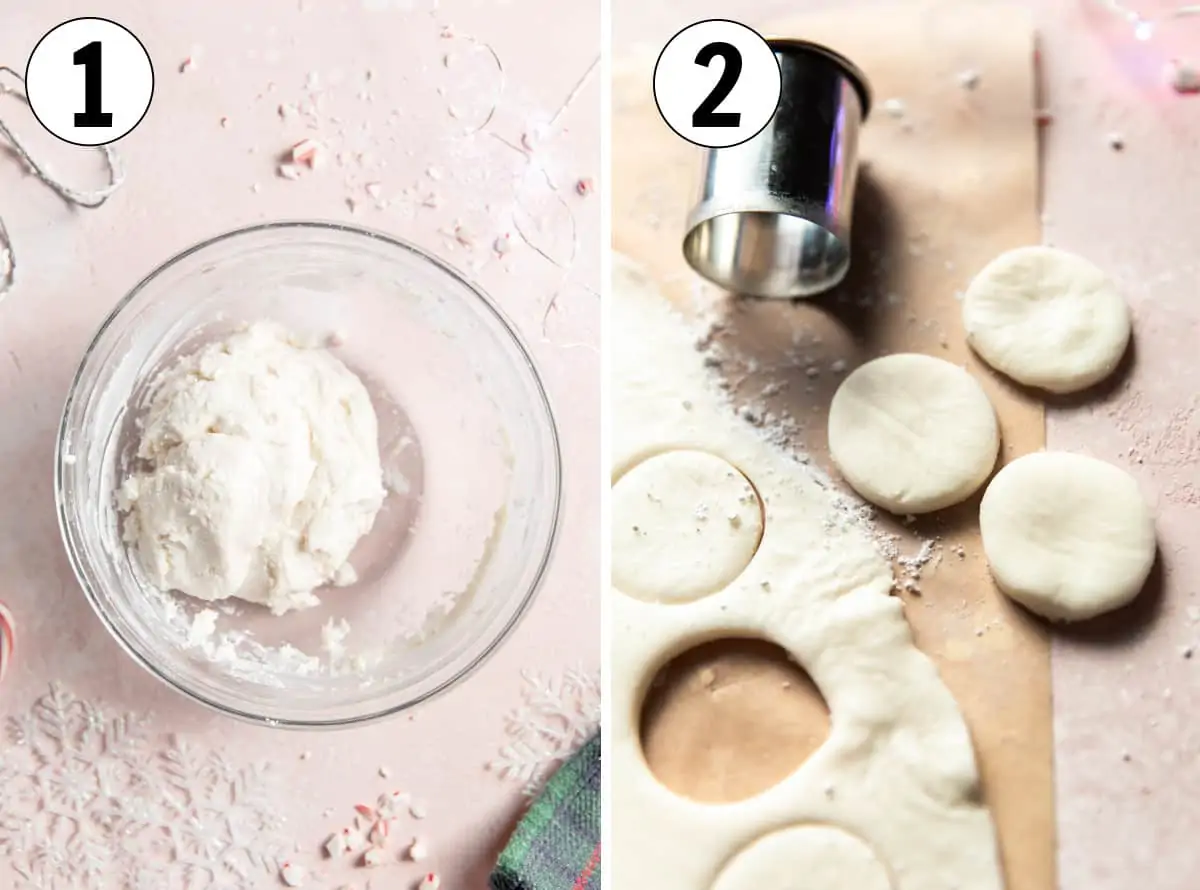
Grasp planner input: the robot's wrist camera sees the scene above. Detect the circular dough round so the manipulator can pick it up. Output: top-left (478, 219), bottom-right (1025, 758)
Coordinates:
top-left (962, 245), bottom-right (1131, 393)
top-left (979, 452), bottom-right (1155, 622)
top-left (712, 825), bottom-right (891, 890)
top-left (612, 450), bottom-right (763, 603)
top-left (827, 353), bottom-right (999, 514)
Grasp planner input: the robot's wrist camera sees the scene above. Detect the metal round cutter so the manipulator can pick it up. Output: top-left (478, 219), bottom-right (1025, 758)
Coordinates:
top-left (682, 39), bottom-right (872, 299)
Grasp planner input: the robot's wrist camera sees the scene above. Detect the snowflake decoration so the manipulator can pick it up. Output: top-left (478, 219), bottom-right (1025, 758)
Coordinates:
top-left (0, 683), bottom-right (293, 889)
top-left (489, 666), bottom-right (600, 796)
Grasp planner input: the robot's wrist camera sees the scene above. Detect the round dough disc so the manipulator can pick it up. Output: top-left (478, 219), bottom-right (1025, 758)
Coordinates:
top-left (979, 452), bottom-right (1156, 622)
top-left (712, 825), bottom-right (891, 890)
top-left (962, 245), bottom-right (1131, 393)
top-left (827, 353), bottom-right (999, 514)
top-left (612, 450), bottom-right (763, 603)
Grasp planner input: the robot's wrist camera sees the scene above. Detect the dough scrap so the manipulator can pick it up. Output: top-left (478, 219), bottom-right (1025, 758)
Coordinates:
top-left (827, 353), bottom-right (999, 514)
top-left (962, 246), bottom-right (1131, 393)
top-left (979, 451), bottom-right (1155, 622)
top-left (612, 450), bottom-right (762, 603)
top-left (120, 322), bottom-right (386, 615)
top-left (612, 255), bottom-right (1002, 890)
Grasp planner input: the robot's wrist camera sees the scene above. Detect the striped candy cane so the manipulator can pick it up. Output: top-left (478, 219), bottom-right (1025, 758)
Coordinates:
top-left (0, 600), bottom-right (14, 683)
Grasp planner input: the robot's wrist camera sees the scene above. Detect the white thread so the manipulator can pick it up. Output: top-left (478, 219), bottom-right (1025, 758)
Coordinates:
top-left (0, 66), bottom-right (126, 301)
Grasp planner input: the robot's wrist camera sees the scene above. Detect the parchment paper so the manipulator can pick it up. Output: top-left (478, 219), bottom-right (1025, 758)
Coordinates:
top-left (616, 4), bottom-right (1052, 889)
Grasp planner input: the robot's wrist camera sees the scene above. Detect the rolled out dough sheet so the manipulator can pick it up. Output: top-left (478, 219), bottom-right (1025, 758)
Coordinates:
top-left (615, 3), bottom-right (1052, 889)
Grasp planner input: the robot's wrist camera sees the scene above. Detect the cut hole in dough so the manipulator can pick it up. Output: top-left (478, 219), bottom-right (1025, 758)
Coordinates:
top-left (640, 639), bottom-right (830, 803)
top-left (712, 824), bottom-right (893, 890)
top-left (612, 450), bottom-right (763, 603)
top-left (979, 451), bottom-right (1156, 622)
top-left (827, 353), bottom-right (999, 514)
top-left (962, 245), bottom-right (1131, 393)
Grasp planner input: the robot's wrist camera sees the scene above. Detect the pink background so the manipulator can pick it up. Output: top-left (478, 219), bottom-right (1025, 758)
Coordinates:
top-left (0, 1), bottom-right (598, 888)
top-left (611, 1), bottom-right (1200, 889)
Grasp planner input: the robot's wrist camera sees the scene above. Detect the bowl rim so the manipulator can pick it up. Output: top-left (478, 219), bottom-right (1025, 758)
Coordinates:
top-left (55, 218), bottom-right (564, 729)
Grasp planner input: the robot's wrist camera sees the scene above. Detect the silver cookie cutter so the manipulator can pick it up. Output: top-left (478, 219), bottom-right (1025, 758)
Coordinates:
top-left (682, 39), bottom-right (872, 299)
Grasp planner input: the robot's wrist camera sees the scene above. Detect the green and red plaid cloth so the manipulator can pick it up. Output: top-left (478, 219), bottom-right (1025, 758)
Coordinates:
top-left (490, 733), bottom-right (601, 890)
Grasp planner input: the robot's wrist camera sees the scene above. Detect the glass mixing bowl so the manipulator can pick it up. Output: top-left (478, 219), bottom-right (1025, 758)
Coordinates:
top-left (56, 221), bottom-right (561, 727)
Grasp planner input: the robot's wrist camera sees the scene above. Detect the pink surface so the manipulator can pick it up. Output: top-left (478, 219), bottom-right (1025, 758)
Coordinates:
top-left (0, 1), bottom-right (598, 888)
top-left (613, 1), bottom-right (1198, 889)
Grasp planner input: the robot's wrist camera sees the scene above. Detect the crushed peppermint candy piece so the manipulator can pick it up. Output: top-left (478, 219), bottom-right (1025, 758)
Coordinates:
top-left (575, 177), bottom-right (594, 197)
top-left (365, 182), bottom-right (383, 201)
top-left (325, 832), bottom-right (349, 858)
top-left (407, 837), bottom-right (429, 862)
top-left (493, 234), bottom-right (512, 256)
top-left (362, 846), bottom-right (388, 867)
top-left (280, 861), bottom-right (307, 886)
top-left (179, 56), bottom-right (197, 74)
top-left (292, 139), bottom-right (326, 169)
top-left (278, 163), bottom-right (302, 180)
top-left (354, 804), bottom-right (377, 819)
top-left (342, 826), bottom-right (370, 854)
top-left (419, 872), bottom-right (441, 890)
top-left (377, 790), bottom-right (411, 816)
top-left (369, 817), bottom-right (391, 845)
top-left (409, 800), bottom-right (427, 820)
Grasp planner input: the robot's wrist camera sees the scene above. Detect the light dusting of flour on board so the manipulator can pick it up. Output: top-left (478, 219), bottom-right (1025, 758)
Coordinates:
top-left (488, 666), bottom-right (599, 796)
top-left (1109, 389), bottom-right (1200, 506)
top-left (686, 294), bottom-right (940, 590)
top-left (247, 11), bottom-right (597, 321)
top-left (0, 684), bottom-right (294, 889)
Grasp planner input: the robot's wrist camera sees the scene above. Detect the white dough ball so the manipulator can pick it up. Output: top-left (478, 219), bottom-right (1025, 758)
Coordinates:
top-left (962, 246), bottom-right (1131, 393)
top-left (979, 452), bottom-right (1155, 622)
top-left (827, 353), bottom-right (999, 514)
top-left (612, 450), bottom-right (763, 603)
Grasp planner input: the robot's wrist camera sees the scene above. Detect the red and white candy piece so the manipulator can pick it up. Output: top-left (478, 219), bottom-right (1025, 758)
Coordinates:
top-left (376, 789), bottom-right (411, 818)
top-left (407, 837), bottom-right (428, 862)
top-left (279, 861), bottom-right (307, 887)
top-left (0, 601), bottom-right (14, 684)
top-left (362, 846), bottom-right (388, 868)
top-left (368, 817), bottom-right (391, 846)
top-left (291, 139), bottom-right (326, 169)
top-left (418, 872), bottom-right (441, 890)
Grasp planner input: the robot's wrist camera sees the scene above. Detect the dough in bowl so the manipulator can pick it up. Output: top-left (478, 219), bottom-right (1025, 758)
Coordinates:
top-left (979, 451), bottom-right (1156, 622)
top-left (962, 246), bottom-right (1131, 393)
top-left (827, 353), bottom-right (999, 514)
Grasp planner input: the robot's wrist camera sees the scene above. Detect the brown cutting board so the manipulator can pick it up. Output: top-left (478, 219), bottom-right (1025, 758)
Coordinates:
top-left (616, 4), bottom-right (1054, 889)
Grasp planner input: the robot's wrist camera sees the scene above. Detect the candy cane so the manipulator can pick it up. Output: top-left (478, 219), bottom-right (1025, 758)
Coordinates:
top-left (0, 600), bottom-right (15, 684)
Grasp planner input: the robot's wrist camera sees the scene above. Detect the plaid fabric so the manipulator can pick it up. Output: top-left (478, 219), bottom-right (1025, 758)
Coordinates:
top-left (490, 733), bottom-right (601, 890)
